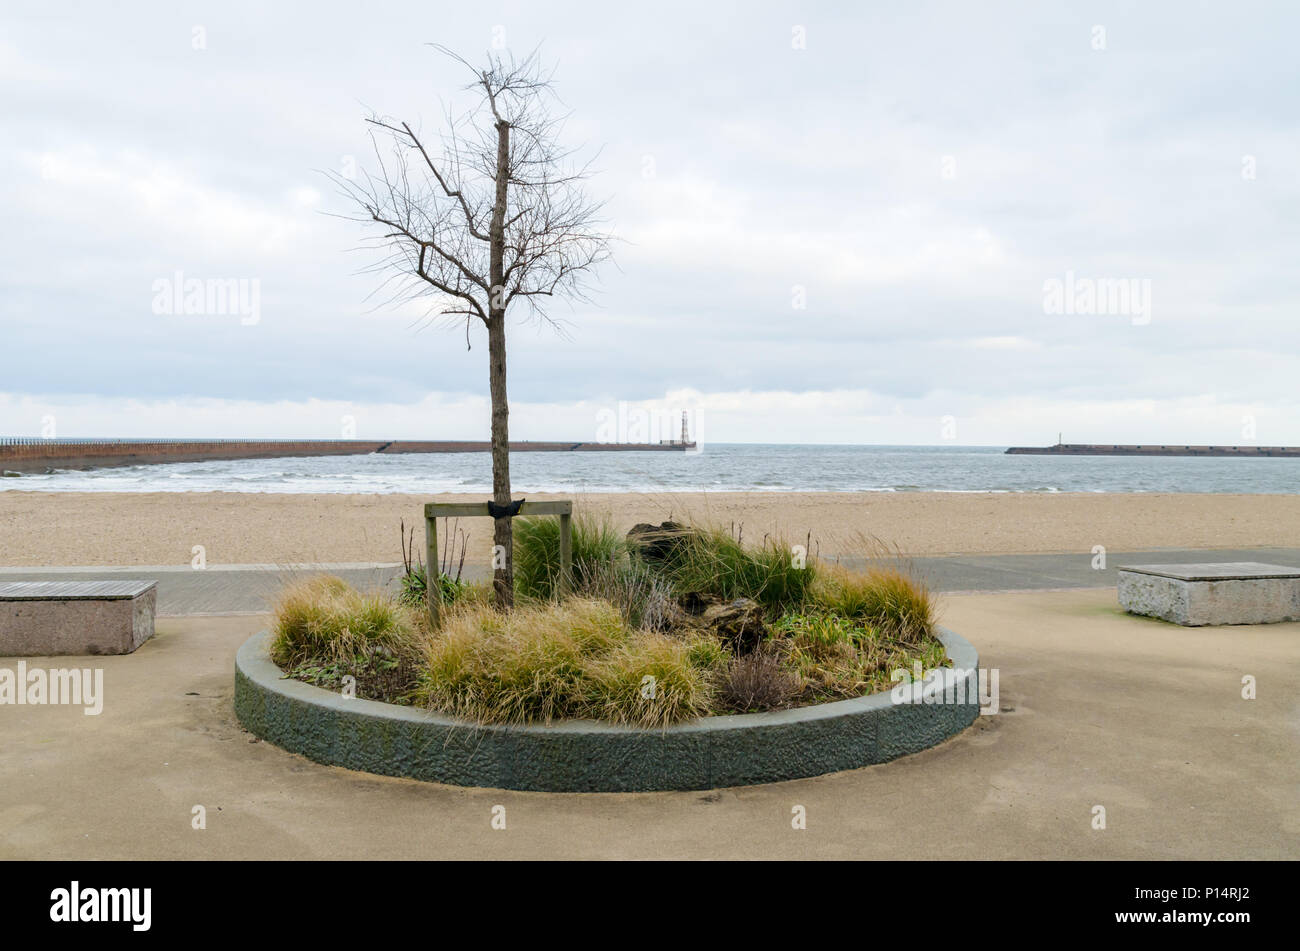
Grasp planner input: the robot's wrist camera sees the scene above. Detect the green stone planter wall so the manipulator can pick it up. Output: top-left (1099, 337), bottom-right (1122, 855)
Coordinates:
top-left (234, 628), bottom-right (980, 792)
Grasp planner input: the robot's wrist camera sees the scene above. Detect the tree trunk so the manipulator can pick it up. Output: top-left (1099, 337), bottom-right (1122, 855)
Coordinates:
top-left (488, 117), bottom-right (513, 609)
top-left (487, 312), bottom-right (512, 608)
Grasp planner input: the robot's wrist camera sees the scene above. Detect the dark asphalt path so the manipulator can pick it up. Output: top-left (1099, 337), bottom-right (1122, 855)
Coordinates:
top-left (5, 547), bottom-right (1300, 614)
top-left (0, 563), bottom-right (404, 615)
top-left (898, 547), bottom-right (1300, 593)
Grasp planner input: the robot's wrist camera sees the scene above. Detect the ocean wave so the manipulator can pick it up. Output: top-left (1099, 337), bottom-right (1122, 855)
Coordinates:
top-left (2, 446), bottom-right (1290, 494)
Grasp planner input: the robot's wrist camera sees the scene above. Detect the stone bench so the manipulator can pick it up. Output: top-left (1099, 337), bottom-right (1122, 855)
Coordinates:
top-left (0, 580), bottom-right (157, 655)
top-left (1117, 563), bottom-right (1300, 627)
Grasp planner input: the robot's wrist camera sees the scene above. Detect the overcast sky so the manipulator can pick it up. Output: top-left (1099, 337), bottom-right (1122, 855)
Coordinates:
top-left (3, 1), bottom-right (1297, 445)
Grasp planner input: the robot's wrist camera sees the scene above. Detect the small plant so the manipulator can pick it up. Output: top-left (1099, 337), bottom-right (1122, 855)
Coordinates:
top-left (581, 632), bottom-right (715, 727)
top-left (513, 512), bottom-right (628, 601)
top-left (770, 611), bottom-right (861, 648)
top-left (773, 603), bottom-right (947, 702)
top-left (579, 556), bottom-right (677, 630)
top-left (270, 575), bottom-right (422, 701)
top-left (272, 575), bottom-right (416, 659)
top-left (398, 517), bottom-right (473, 609)
top-left (811, 564), bottom-right (935, 644)
top-left (718, 649), bottom-right (803, 713)
top-left (683, 635), bottom-right (729, 671)
top-left (415, 598), bottom-right (625, 724)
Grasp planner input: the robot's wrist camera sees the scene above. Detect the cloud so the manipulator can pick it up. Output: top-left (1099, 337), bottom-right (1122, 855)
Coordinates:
top-left (5, 384), bottom-right (1294, 449)
top-left (19, 147), bottom-right (310, 256)
top-left (2, 1), bottom-right (1299, 442)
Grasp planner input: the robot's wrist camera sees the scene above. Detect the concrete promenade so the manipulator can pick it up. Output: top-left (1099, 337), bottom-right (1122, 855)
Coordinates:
top-left (2, 588), bottom-right (1296, 859)
top-left (2, 547), bottom-right (1298, 859)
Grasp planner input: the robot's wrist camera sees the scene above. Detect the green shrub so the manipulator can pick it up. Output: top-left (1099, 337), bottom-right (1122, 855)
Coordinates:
top-left (271, 575), bottom-right (416, 661)
top-left (270, 575), bottom-right (422, 699)
top-left (683, 635), bottom-right (729, 671)
top-left (770, 611), bottom-right (860, 648)
top-left (773, 601), bottom-right (946, 701)
top-left (810, 565), bottom-right (935, 644)
top-left (581, 632), bottom-right (715, 727)
top-left (414, 598), bottom-right (627, 724)
top-left (649, 526), bottom-right (814, 612)
top-left (513, 513), bottom-right (628, 601)
top-left (397, 563), bottom-right (428, 605)
top-left (397, 563), bottom-right (487, 610)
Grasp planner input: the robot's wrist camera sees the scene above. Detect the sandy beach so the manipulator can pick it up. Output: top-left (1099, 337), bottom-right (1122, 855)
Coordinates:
top-left (2, 490), bottom-right (1299, 567)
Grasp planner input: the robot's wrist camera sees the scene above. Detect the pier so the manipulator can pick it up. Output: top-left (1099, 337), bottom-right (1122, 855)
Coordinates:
top-left (0, 437), bottom-right (697, 474)
top-left (1005, 443), bottom-right (1300, 457)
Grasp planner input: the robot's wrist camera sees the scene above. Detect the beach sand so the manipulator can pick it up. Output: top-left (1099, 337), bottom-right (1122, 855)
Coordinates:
top-left (2, 490), bottom-right (1299, 567)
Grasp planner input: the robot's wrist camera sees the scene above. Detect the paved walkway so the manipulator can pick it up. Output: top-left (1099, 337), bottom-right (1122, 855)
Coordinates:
top-left (3, 589), bottom-right (1296, 859)
top-left (3, 547), bottom-right (1299, 615)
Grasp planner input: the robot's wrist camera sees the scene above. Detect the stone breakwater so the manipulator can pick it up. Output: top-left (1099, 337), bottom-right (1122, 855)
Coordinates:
top-left (1005, 443), bottom-right (1300, 457)
top-left (0, 438), bottom-right (695, 473)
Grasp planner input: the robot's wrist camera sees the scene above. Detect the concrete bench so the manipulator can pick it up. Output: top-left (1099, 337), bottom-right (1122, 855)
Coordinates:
top-left (0, 580), bottom-right (157, 655)
top-left (1117, 563), bottom-right (1300, 627)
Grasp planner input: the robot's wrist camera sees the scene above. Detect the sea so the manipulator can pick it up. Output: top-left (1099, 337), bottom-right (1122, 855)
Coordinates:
top-left (4, 445), bottom-right (1298, 494)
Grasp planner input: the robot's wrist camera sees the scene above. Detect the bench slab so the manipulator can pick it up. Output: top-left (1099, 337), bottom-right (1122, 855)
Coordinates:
top-left (1117, 563), bottom-right (1300, 626)
top-left (0, 580), bottom-right (157, 655)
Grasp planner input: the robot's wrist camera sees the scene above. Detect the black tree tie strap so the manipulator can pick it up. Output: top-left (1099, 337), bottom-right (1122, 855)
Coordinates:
top-left (487, 498), bottom-right (526, 519)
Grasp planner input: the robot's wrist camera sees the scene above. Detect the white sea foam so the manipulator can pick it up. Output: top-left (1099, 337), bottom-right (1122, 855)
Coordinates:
top-left (2, 445), bottom-right (1292, 495)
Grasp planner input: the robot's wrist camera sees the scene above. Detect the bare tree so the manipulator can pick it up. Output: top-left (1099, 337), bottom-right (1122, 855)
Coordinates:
top-left (330, 46), bottom-right (612, 609)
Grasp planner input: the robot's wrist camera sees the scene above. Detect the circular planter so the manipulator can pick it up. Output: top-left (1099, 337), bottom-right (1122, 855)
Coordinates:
top-left (234, 628), bottom-right (980, 792)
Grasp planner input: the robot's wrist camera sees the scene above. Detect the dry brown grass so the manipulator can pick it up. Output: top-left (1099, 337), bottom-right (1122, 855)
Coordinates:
top-left (269, 574), bottom-right (424, 701)
top-left (718, 648), bottom-right (803, 713)
top-left (413, 598), bottom-right (715, 727)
